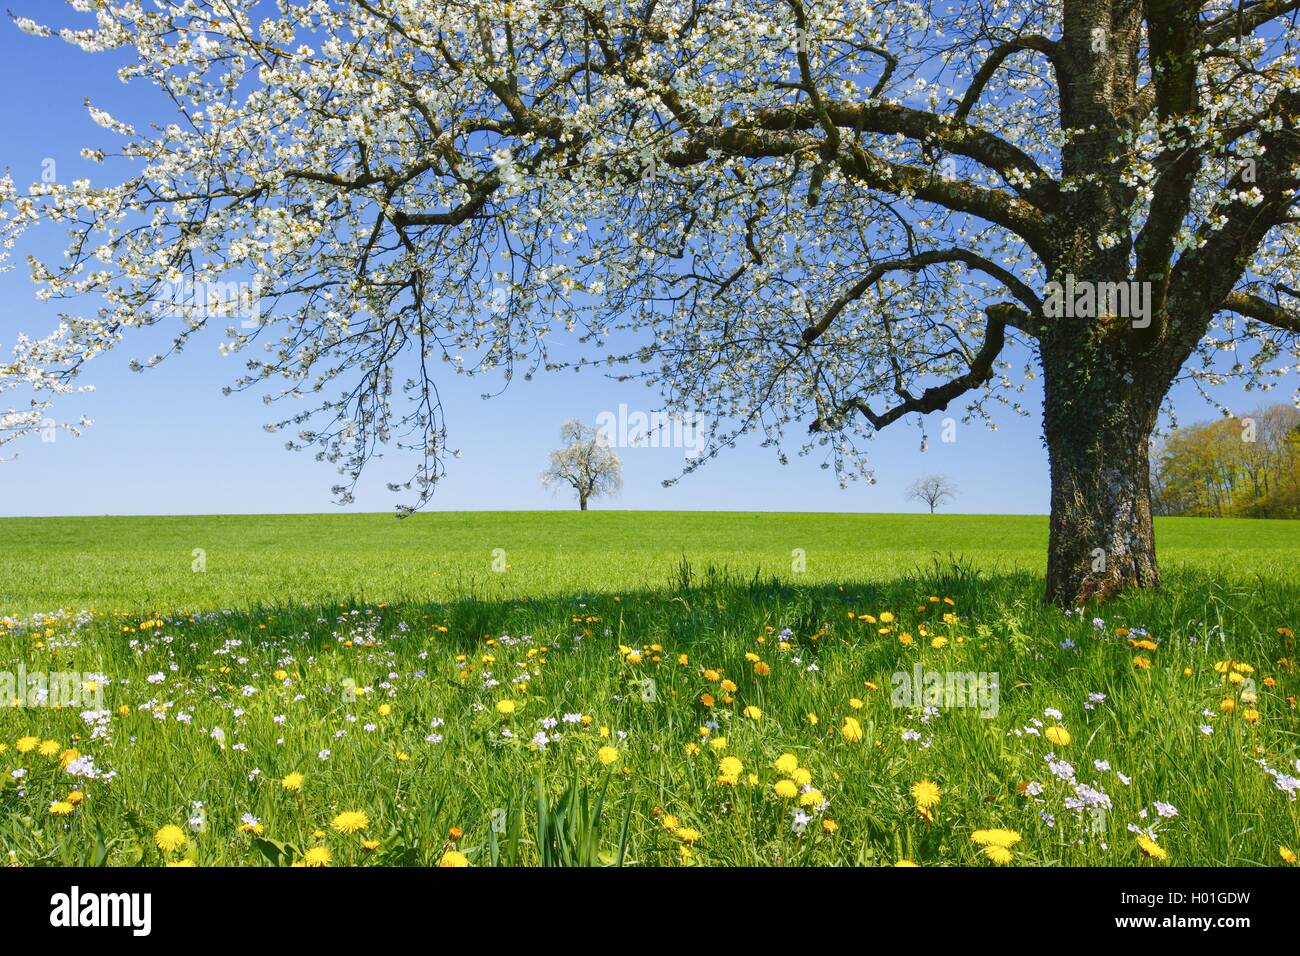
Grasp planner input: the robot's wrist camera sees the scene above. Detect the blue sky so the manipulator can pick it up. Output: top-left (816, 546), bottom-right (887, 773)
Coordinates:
top-left (0, 9), bottom-right (1269, 517)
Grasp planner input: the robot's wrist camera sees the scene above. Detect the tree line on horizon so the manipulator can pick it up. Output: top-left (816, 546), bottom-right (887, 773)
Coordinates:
top-left (1151, 405), bottom-right (1300, 519)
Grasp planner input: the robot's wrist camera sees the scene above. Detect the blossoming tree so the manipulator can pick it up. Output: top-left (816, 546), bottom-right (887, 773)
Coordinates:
top-left (1, 0), bottom-right (1297, 603)
top-left (541, 419), bottom-right (624, 509)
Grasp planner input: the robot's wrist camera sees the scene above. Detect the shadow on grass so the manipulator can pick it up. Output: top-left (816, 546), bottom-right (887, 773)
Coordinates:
top-left (131, 556), bottom-right (1297, 664)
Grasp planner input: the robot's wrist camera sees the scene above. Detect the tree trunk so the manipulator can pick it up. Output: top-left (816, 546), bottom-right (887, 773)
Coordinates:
top-left (1042, 364), bottom-right (1163, 606)
top-left (579, 495), bottom-right (588, 511)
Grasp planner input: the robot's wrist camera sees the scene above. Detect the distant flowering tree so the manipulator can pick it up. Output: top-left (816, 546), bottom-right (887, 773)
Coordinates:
top-left (908, 474), bottom-right (958, 514)
top-left (541, 419), bottom-right (623, 510)
top-left (1, 1), bottom-right (1298, 602)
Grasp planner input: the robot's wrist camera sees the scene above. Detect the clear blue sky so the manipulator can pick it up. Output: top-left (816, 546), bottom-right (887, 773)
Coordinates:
top-left (0, 8), bottom-right (1268, 518)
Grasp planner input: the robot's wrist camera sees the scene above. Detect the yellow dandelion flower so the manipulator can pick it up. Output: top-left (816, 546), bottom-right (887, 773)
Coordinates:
top-left (971, 829), bottom-right (1022, 848)
top-left (911, 779), bottom-right (941, 810)
top-left (154, 824), bottom-right (187, 853)
top-left (303, 846), bottom-right (333, 867)
top-left (1136, 834), bottom-right (1167, 861)
top-left (330, 810), bottom-right (369, 834)
top-left (841, 716), bottom-right (864, 742)
top-left (1044, 725), bottom-right (1071, 746)
top-left (717, 756), bottom-right (743, 786)
top-left (281, 771), bottom-right (304, 791)
top-left (774, 753), bottom-right (799, 775)
top-left (983, 845), bottom-right (1013, 864)
top-left (597, 745), bottom-right (619, 765)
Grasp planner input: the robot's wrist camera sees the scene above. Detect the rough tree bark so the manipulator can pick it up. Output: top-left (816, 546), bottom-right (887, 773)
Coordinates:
top-left (1042, 355), bottom-right (1165, 604)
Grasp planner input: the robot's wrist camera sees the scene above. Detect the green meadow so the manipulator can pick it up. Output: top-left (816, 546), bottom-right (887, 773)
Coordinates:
top-left (0, 513), bottom-right (1296, 867)
top-left (1, 511), bottom-right (1296, 615)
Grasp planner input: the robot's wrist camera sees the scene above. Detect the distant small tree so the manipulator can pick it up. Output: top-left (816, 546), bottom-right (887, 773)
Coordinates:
top-left (908, 474), bottom-right (958, 514)
top-left (541, 420), bottom-right (623, 511)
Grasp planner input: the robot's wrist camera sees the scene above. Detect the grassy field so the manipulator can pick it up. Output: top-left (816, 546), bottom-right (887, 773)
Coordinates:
top-left (2, 511), bottom-right (1297, 615)
top-left (0, 512), bottom-right (1297, 867)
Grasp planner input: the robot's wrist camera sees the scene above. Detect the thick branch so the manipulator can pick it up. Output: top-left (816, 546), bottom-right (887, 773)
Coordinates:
top-left (1202, 0), bottom-right (1300, 48)
top-left (954, 35), bottom-right (1061, 122)
top-left (810, 304), bottom-right (1020, 432)
top-left (756, 101), bottom-right (1056, 205)
top-left (1220, 290), bottom-right (1300, 333)
top-left (801, 248), bottom-right (1043, 344)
